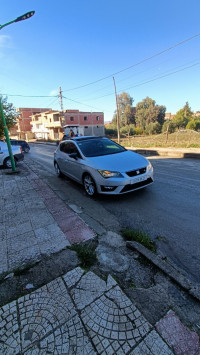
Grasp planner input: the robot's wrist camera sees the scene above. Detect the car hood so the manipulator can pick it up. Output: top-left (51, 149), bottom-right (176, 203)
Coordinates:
top-left (86, 150), bottom-right (149, 172)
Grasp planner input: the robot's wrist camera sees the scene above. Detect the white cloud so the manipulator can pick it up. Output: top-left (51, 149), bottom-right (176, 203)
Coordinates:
top-left (49, 89), bottom-right (58, 96)
top-left (0, 35), bottom-right (13, 48)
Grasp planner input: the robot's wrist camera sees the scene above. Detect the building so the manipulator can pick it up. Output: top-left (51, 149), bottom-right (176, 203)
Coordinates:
top-left (30, 109), bottom-right (104, 140)
top-left (164, 113), bottom-right (175, 121)
top-left (15, 108), bottom-right (51, 140)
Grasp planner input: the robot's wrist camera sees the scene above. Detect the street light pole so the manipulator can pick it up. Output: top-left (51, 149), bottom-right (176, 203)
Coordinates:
top-left (0, 11), bottom-right (35, 30)
top-left (0, 11), bottom-right (35, 171)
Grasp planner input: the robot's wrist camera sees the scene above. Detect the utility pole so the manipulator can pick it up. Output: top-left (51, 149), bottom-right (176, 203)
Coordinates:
top-left (113, 77), bottom-right (120, 144)
top-left (59, 87), bottom-right (63, 111)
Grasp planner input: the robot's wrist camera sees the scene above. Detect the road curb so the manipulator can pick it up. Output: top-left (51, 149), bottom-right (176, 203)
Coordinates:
top-left (126, 241), bottom-right (200, 302)
top-left (129, 148), bottom-right (200, 159)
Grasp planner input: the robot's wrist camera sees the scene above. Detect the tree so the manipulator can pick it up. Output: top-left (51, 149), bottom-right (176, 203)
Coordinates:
top-left (162, 120), bottom-right (175, 134)
top-left (183, 101), bottom-right (193, 120)
top-left (173, 109), bottom-right (188, 130)
top-left (0, 96), bottom-right (18, 139)
top-left (135, 97), bottom-right (166, 134)
top-left (172, 102), bottom-right (193, 130)
top-left (112, 92), bottom-right (135, 128)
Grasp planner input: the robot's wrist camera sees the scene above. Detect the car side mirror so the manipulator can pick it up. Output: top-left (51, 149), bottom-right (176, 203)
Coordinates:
top-left (69, 152), bottom-right (78, 160)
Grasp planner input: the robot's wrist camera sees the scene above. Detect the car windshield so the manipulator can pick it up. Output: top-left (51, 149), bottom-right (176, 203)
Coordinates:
top-left (77, 138), bottom-right (126, 157)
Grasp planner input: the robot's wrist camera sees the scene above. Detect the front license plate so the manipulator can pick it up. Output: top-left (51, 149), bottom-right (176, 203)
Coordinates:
top-left (131, 175), bottom-right (148, 184)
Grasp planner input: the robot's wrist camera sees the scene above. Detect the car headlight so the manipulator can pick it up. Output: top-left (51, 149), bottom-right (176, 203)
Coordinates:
top-left (146, 161), bottom-right (153, 172)
top-left (98, 170), bottom-right (123, 178)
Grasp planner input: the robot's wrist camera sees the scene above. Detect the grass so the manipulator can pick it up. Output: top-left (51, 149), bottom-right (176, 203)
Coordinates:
top-left (69, 243), bottom-right (97, 268)
top-left (121, 228), bottom-right (156, 253)
top-left (114, 130), bottom-right (200, 148)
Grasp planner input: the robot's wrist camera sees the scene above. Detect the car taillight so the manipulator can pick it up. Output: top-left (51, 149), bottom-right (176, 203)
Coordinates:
top-left (20, 146), bottom-right (22, 153)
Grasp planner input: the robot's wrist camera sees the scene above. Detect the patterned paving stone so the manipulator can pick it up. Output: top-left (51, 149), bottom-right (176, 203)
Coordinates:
top-left (63, 267), bottom-right (85, 288)
top-left (71, 271), bottom-right (107, 310)
top-left (81, 285), bottom-right (151, 354)
top-left (18, 277), bottom-right (77, 352)
top-left (24, 314), bottom-right (96, 355)
top-left (156, 310), bottom-right (200, 355)
top-left (0, 301), bottom-right (21, 355)
top-left (131, 330), bottom-right (174, 354)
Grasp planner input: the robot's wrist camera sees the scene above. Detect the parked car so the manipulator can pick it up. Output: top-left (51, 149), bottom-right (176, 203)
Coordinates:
top-left (10, 139), bottom-right (30, 153)
top-left (54, 136), bottom-right (153, 196)
top-left (0, 141), bottom-right (24, 168)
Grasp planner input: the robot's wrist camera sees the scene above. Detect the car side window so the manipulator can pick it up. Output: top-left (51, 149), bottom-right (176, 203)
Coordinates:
top-left (60, 143), bottom-right (70, 154)
top-left (60, 142), bottom-right (81, 158)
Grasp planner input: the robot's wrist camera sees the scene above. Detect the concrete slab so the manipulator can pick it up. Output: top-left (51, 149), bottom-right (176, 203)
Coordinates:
top-left (156, 310), bottom-right (200, 354)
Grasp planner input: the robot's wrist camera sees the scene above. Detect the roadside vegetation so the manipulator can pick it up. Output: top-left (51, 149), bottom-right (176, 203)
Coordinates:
top-left (105, 93), bottom-right (200, 148)
top-left (121, 228), bottom-right (156, 253)
top-left (68, 242), bottom-right (97, 268)
top-left (117, 130), bottom-right (200, 149)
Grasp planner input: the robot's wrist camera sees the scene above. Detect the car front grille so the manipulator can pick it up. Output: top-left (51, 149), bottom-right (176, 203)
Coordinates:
top-left (126, 167), bottom-right (146, 177)
top-left (120, 177), bottom-right (153, 193)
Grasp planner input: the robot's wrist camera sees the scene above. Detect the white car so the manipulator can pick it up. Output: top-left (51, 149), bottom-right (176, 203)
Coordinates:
top-left (0, 141), bottom-right (24, 168)
top-left (54, 136), bottom-right (153, 196)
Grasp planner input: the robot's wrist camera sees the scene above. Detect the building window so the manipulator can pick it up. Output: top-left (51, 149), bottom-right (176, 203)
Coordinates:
top-left (84, 116), bottom-right (87, 121)
top-left (96, 116), bottom-right (100, 121)
top-left (54, 115), bottom-right (59, 122)
top-left (70, 116), bottom-right (74, 121)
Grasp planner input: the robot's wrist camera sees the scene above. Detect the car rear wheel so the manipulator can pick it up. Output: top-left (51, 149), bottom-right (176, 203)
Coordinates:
top-left (24, 147), bottom-right (30, 153)
top-left (83, 173), bottom-right (96, 196)
top-left (54, 162), bottom-right (63, 177)
top-left (4, 157), bottom-right (15, 168)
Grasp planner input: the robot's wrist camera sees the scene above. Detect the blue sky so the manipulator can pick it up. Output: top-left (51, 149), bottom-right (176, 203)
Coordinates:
top-left (0, 0), bottom-right (200, 122)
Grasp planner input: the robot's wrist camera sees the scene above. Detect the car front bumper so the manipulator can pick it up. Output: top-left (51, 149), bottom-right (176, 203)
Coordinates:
top-left (96, 170), bottom-right (154, 195)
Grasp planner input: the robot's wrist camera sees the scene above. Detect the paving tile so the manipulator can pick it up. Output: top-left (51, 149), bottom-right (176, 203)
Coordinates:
top-left (30, 212), bottom-right (55, 229)
top-left (81, 285), bottom-right (151, 354)
top-left (18, 277), bottom-right (77, 352)
top-left (6, 221), bottom-right (33, 237)
top-left (63, 267), bottom-right (85, 288)
top-left (71, 271), bottom-right (107, 310)
top-left (34, 224), bottom-right (67, 243)
top-left (0, 239), bottom-right (8, 274)
top-left (0, 301), bottom-right (21, 355)
top-left (38, 236), bottom-right (70, 255)
top-left (8, 245), bottom-right (41, 270)
top-left (24, 314), bottom-right (96, 355)
top-left (131, 330), bottom-right (173, 354)
top-left (156, 310), bottom-right (200, 355)
top-left (7, 231), bottom-right (38, 253)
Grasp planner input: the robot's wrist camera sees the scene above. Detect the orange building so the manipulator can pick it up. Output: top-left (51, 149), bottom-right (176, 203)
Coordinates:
top-left (15, 107), bottom-right (51, 139)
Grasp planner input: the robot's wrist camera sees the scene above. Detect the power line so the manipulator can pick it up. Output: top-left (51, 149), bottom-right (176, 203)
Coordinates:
top-left (62, 32), bottom-right (200, 92)
top-left (62, 95), bottom-right (113, 113)
top-left (81, 62), bottom-right (200, 101)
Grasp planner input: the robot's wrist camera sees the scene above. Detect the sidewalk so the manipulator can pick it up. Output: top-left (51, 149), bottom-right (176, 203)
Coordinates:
top-left (0, 162), bottom-right (200, 354)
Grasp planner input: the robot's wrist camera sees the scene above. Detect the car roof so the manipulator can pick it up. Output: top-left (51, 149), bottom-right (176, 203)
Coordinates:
top-left (62, 136), bottom-right (105, 142)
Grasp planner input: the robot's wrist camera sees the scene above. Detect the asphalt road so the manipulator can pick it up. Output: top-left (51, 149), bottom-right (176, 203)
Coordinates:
top-left (27, 143), bottom-right (200, 283)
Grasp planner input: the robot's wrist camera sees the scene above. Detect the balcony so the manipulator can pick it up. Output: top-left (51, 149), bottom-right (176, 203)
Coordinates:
top-left (45, 121), bottom-right (61, 128)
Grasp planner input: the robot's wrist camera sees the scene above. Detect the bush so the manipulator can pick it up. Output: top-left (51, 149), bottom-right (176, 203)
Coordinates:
top-left (121, 228), bottom-right (156, 252)
top-left (69, 243), bottom-right (96, 268)
top-left (105, 127), bottom-right (117, 137)
top-left (133, 127), bottom-right (143, 135)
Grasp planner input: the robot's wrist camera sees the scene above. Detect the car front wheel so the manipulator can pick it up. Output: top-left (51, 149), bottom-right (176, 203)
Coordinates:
top-left (54, 162), bottom-right (63, 177)
top-left (83, 173), bottom-right (96, 197)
